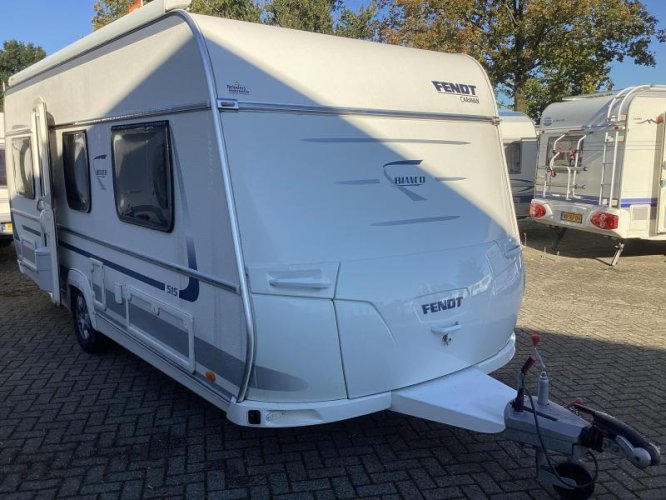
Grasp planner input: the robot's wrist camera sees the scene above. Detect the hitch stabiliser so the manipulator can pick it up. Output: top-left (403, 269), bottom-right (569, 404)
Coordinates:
top-left (501, 334), bottom-right (660, 497)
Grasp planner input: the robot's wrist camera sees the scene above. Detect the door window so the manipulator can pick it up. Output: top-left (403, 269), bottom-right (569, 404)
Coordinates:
top-left (0, 145), bottom-right (6, 186)
top-left (504, 141), bottom-right (521, 174)
top-left (11, 137), bottom-right (35, 199)
top-left (63, 131), bottom-right (91, 212)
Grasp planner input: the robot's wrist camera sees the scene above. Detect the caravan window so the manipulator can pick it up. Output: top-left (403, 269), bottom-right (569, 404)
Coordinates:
top-left (504, 141), bottom-right (521, 174)
top-left (112, 122), bottom-right (173, 232)
top-left (546, 135), bottom-right (584, 167)
top-left (0, 146), bottom-right (6, 186)
top-left (11, 137), bottom-right (35, 199)
top-left (63, 131), bottom-right (91, 212)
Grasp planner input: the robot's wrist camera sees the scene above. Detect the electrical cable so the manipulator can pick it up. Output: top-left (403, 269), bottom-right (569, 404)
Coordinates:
top-left (524, 388), bottom-right (599, 491)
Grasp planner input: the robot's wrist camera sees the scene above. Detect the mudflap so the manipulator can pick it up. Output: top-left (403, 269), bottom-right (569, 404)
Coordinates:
top-left (391, 367), bottom-right (515, 433)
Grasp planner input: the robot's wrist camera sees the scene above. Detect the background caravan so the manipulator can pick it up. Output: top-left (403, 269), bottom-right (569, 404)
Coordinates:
top-left (0, 113), bottom-right (12, 245)
top-left (498, 111), bottom-right (538, 218)
top-left (4, 1), bottom-right (659, 494)
top-left (531, 86), bottom-right (666, 264)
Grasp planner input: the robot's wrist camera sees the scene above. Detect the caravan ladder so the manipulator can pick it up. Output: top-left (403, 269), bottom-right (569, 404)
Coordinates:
top-left (599, 85), bottom-right (666, 208)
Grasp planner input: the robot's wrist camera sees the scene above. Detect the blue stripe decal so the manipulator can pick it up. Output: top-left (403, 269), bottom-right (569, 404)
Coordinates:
top-left (619, 198), bottom-right (657, 208)
top-left (170, 129), bottom-right (200, 303)
top-left (59, 241), bottom-right (166, 291)
top-left (22, 225), bottom-right (41, 237)
top-left (543, 194), bottom-right (658, 208)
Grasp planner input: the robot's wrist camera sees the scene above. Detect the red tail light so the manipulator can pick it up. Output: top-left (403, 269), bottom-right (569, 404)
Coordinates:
top-left (529, 202), bottom-right (546, 218)
top-left (590, 212), bottom-right (619, 230)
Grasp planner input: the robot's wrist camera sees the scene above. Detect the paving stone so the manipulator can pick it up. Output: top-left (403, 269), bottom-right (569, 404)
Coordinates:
top-left (0, 225), bottom-right (664, 499)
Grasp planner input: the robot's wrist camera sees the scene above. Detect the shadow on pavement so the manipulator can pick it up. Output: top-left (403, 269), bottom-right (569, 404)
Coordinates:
top-left (518, 220), bottom-right (666, 265)
top-left (1, 245), bottom-right (664, 498)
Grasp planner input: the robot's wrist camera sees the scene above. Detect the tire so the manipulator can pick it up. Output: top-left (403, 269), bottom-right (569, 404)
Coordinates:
top-left (552, 461), bottom-right (595, 500)
top-left (72, 290), bottom-right (110, 353)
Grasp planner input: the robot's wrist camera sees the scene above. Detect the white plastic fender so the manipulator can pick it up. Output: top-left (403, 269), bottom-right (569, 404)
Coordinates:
top-left (66, 269), bottom-right (99, 330)
top-left (391, 367), bottom-right (516, 433)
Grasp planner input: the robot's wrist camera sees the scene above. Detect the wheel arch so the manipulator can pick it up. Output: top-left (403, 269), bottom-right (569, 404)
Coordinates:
top-left (66, 269), bottom-right (99, 330)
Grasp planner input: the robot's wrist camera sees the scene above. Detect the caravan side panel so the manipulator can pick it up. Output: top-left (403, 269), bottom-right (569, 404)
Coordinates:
top-left (5, 15), bottom-right (248, 403)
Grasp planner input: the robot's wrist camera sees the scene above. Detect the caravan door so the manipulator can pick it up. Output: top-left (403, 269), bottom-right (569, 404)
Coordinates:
top-left (12, 100), bottom-right (62, 304)
top-left (33, 100), bottom-right (61, 304)
top-left (658, 115), bottom-right (666, 233)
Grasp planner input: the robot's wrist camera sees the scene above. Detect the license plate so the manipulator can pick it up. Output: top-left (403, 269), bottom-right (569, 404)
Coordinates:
top-left (560, 211), bottom-right (582, 224)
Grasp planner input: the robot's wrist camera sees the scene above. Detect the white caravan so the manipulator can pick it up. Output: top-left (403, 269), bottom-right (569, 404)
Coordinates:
top-left (498, 111), bottom-right (538, 218)
top-left (0, 112), bottom-right (12, 245)
top-left (531, 86), bottom-right (666, 263)
top-left (5, 2), bottom-right (659, 492)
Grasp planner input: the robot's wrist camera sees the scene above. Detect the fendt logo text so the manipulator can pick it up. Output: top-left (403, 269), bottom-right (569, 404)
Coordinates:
top-left (421, 296), bottom-right (464, 315)
top-left (432, 81), bottom-right (480, 104)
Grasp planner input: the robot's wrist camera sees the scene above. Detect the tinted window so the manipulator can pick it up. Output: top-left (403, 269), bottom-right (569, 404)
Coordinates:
top-left (546, 135), bottom-right (584, 167)
top-left (0, 146), bottom-right (6, 186)
top-left (11, 137), bottom-right (35, 199)
top-left (112, 122), bottom-right (173, 231)
top-left (504, 141), bottom-right (521, 174)
top-left (63, 131), bottom-right (91, 212)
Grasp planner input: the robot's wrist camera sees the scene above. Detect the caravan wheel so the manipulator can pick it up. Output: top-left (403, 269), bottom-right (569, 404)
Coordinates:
top-left (72, 291), bottom-right (110, 354)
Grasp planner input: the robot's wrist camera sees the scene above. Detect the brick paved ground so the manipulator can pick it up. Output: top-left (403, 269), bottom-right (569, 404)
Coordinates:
top-left (0, 223), bottom-right (664, 499)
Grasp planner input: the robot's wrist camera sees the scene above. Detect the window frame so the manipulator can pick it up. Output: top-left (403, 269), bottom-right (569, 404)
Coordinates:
top-left (546, 134), bottom-right (585, 168)
top-left (110, 120), bottom-right (174, 233)
top-left (11, 136), bottom-right (36, 199)
top-left (503, 140), bottom-right (522, 175)
top-left (62, 130), bottom-right (92, 213)
top-left (0, 144), bottom-right (6, 187)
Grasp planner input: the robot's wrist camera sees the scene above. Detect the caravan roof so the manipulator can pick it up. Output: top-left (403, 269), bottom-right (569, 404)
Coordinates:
top-left (9, 2), bottom-right (498, 124)
top-left (540, 85), bottom-right (666, 130)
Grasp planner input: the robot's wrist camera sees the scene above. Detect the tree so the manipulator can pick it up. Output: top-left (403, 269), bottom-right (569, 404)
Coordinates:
top-left (264, 0), bottom-right (377, 39)
top-left (93, 0), bottom-right (135, 30)
top-left (92, 0), bottom-right (376, 41)
top-left (92, 0), bottom-right (261, 29)
top-left (335, 3), bottom-right (377, 40)
top-left (0, 40), bottom-right (46, 112)
top-left (189, 0), bottom-right (260, 22)
top-left (378, 0), bottom-right (665, 119)
top-left (265, 0), bottom-right (338, 34)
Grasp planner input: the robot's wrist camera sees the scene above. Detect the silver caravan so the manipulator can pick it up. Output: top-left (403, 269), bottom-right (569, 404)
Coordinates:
top-left (0, 112), bottom-right (11, 245)
top-left (4, 1), bottom-right (659, 492)
top-left (531, 86), bottom-right (666, 263)
top-left (498, 111), bottom-right (538, 218)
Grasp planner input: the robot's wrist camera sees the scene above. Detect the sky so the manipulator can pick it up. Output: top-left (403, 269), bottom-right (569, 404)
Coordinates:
top-left (0, 0), bottom-right (664, 91)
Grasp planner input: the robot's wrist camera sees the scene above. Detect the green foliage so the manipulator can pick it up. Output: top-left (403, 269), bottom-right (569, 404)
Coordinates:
top-left (378, 0), bottom-right (665, 120)
top-left (91, 0), bottom-right (376, 40)
top-left (265, 0), bottom-right (337, 34)
top-left (0, 40), bottom-right (46, 111)
top-left (93, 0), bottom-right (262, 28)
top-left (335, 2), bottom-right (377, 40)
top-left (190, 0), bottom-right (261, 22)
top-left (92, 0), bottom-right (136, 30)
top-left (265, 0), bottom-right (377, 38)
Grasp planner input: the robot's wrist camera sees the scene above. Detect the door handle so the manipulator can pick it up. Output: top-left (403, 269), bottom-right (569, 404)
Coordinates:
top-left (268, 277), bottom-right (331, 289)
top-left (431, 322), bottom-right (461, 335)
top-left (504, 244), bottom-right (523, 258)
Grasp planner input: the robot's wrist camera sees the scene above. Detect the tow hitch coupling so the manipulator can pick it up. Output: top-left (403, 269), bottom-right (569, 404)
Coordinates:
top-left (502, 334), bottom-right (661, 498)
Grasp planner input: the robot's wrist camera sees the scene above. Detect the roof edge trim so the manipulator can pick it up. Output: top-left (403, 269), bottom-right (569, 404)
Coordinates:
top-left (8, 0), bottom-right (192, 88)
